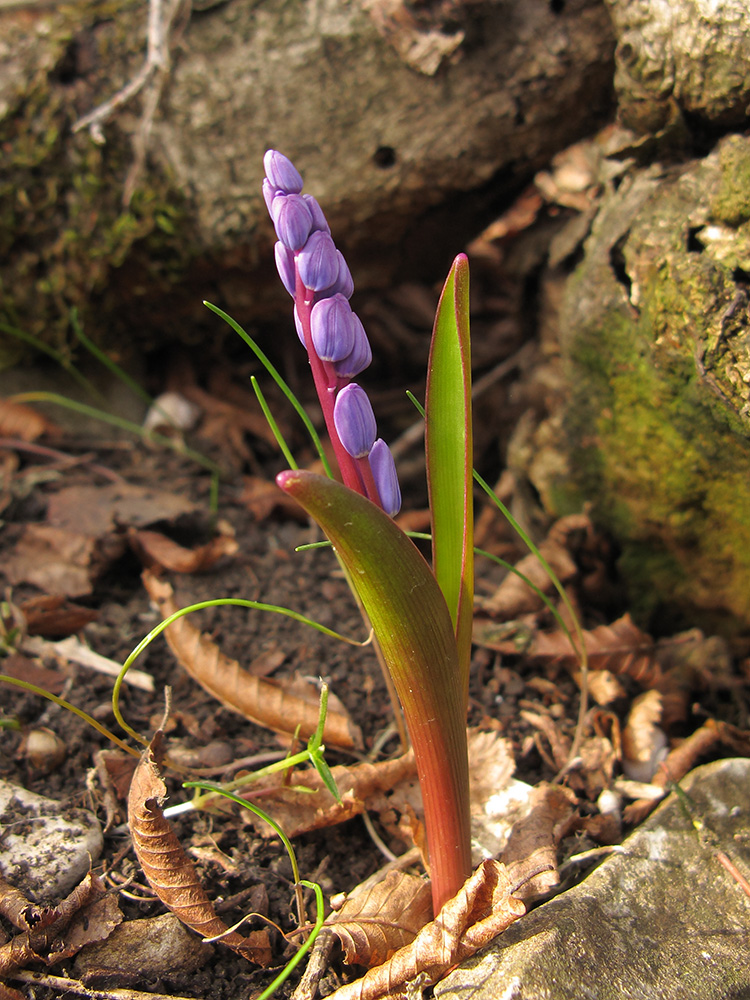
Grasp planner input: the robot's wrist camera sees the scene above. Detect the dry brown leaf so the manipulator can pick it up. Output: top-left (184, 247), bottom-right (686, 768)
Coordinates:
top-left (1, 524), bottom-right (121, 597)
top-left (0, 873), bottom-right (117, 976)
top-left (0, 981), bottom-right (24, 1000)
top-left (142, 571), bottom-right (362, 751)
top-left (127, 732), bottom-right (271, 965)
top-left (324, 860), bottom-right (525, 1000)
top-left (501, 783), bottom-right (576, 899)
top-left (47, 482), bottom-right (197, 535)
top-left (581, 669), bottom-right (626, 706)
top-left (327, 871), bottom-right (433, 968)
top-left (240, 475), bottom-right (309, 522)
top-left (17, 595), bottom-right (98, 638)
top-left (184, 385), bottom-right (279, 449)
top-left (624, 719), bottom-right (750, 823)
top-left (480, 613), bottom-right (689, 724)
top-left (622, 690), bottom-right (667, 782)
top-left (243, 751), bottom-right (417, 838)
top-left (0, 398), bottom-right (58, 441)
top-left (479, 513), bottom-right (593, 619)
top-left (0, 878), bottom-right (41, 930)
top-left (129, 528), bottom-right (238, 574)
top-left (0, 652), bottom-right (70, 695)
top-left (467, 729), bottom-right (515, 815)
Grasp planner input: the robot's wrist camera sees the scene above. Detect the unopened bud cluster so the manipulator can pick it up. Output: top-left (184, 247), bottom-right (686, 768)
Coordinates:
top-left (263, 150), bottom-right (401, 516)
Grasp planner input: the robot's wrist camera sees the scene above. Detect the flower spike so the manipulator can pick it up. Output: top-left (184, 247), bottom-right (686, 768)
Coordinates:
top-left (262, 149), bottom-right (400, 516)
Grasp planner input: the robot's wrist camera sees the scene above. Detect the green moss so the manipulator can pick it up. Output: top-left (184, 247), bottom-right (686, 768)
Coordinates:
top-left (0, 1), bottom-right (198, 358)
top-left (565, 253), bottom-right (750, 630)
top-left (711, 134), bottom-right (750, 226)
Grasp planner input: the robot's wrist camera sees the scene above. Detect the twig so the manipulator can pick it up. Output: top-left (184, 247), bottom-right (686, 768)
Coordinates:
top-left (9, 971), bottom-right (201, 1000)
top-left (72, 0), bottom-right (185, 205)
top-left (0, 439), bottom-right (125, 483)
top-left (21, 635), bottom-right (154, 692)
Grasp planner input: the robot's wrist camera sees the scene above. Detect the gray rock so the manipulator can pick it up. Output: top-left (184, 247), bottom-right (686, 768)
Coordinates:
top-left (606, 0), bottom-right (750, 133)
top-left (0, 779), bottom-right (103, 902)
top-left (437, 758), bottom-right (750, 1000)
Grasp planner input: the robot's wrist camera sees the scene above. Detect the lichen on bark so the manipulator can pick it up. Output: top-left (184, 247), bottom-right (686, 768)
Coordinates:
top-left (559, 135), bottom-right (750, 632)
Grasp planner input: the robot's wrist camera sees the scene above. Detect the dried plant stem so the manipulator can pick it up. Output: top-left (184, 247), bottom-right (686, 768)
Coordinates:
top-left (72, 0), bottom-right (185, 205)
top-left (9, 971), bottom-right (200, 1000)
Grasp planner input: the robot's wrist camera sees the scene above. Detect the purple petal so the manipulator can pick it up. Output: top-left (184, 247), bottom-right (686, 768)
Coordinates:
top-left (263, 150), bottom-right (304, 193)
top-left (303, 194), bottom-right (331, 234)
top-left (333, 313), bottom-right (372, 378)
top-left (262, 178), bottom-right (277, 217)
top-left (271, 193), bottom-right (313, 251)
top-left (333, 383), bottom-right (377, 459)
top-left (369, 438), bottom-right (401, 516)
top-left (310, 294), bottom-right (356, 362)
top-left (274, 241), bottom-right (297, 297)
top-left (318, 251), bottom-right (354, 299)
top-left (297, 231), bottom-right (339, 291)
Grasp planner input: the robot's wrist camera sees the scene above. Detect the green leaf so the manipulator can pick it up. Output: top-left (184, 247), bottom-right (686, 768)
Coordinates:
top-left (277, 470), bottom-right (471, 912)
top-left (425, 254), bottom-right (473, 706)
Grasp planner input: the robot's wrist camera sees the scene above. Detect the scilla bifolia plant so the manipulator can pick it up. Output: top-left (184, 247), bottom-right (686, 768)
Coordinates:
top-left (262, 151), bottom-right (474, 914)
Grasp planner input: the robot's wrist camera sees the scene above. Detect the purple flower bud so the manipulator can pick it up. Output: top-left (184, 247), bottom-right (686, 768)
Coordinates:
top-left (333, 313), bottom-right (372, 378)
top-left (274, 241), bottom-right (297, 297)
top-left (303, 194), bottom-right (330, 234)
top-left (297, 231), bottom-right (339, 291)
top-left (333, 383), bottom-right (377, 459)
top-left (319, 251), bottom-right (354, 299)
top-left (369, 438), bottom-right (401, 516)
top-left (271, 193), bottom-right (313, 251)
top-left (310, 293), bottom-right (357, 361)
top-left (264, 150), bottom-right (304, 194)
top-left (262, 178), bottom-right (277, 216)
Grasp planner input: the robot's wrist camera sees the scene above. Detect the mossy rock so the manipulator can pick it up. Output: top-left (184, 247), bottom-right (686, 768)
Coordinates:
top-left (559, 134), bottom-right (750, 634)
top-left (0, 1), bottom-right (198, 364)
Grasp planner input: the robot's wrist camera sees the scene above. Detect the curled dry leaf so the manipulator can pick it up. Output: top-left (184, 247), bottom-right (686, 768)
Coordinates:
top-left (142, 571), bottom-right (362, 751)
top-left (622, 690), bottom-right (667, 783)
top-left (1, 524), bottom-right (120, 598)
top-left (0, 398), bottom-right (58, 442)
top-left (324, 860), bottom-right (525, 1000)
top-left (0, 873), bottom-right (120, 976)
top-left (129, 527), bottom-right (238, 574)
top-left (17, 594), bottom-right (98, 639)
top-left (624, 719), bottom-right (750, 824)
top-left (243, 751), bottom-right (417, 839)
top-left (480, 529), bottom-right (580, 618)
top-left (127, 732), bottom-right (271, 966)
top-left (327, 870), bottom-right (433, 968)
top-left (467, 729), bottom-right (515, 815)
top-left (501, 783), bottom-right (576, 900)
top-left (478, 613), bottom-right (689, 725)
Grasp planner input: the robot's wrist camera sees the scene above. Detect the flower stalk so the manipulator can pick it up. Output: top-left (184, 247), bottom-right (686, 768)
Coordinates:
top-left (264, 151), bottom-right (472, 912)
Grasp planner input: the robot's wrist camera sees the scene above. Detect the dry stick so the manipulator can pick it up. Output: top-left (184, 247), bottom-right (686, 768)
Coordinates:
top-left (9, 972), bottom-right (201, 1000)
top-left (0, 439), bottom-right (126, 483)
top-left (72, 0), bottom-right (184, 205)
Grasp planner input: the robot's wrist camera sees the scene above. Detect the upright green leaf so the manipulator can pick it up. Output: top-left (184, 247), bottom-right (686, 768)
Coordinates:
top-left (425, 254), bottom-right (473, 706)
top-left (277, 470), bottom-right (471, 913)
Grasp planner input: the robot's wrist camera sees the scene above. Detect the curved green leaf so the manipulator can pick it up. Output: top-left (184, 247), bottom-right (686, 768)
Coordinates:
top-left (425, 254), bottom-right (473, 706)
top-left (277, 469), bottom-right (471, 912)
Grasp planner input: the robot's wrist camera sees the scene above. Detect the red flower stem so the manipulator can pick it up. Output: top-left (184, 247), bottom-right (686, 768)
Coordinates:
top-left (295, 279), bottom-right (365, 495)
top-left (356, 455), bottom-right (381, 507)
top-left (408, 697), bottom-right (472, 913)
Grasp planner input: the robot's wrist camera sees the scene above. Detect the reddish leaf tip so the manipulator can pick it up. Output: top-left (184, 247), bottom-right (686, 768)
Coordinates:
top-left (276, 469), bottom-right (300, 492)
